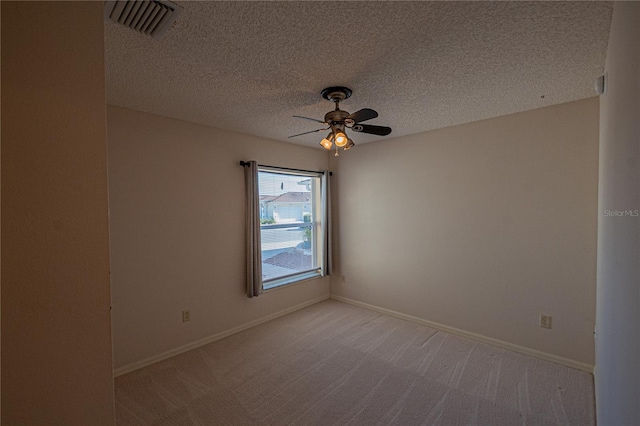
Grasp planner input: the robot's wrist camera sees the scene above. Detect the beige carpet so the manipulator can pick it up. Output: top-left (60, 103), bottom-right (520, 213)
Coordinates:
top-left (115, 300), bottom-right (595, 425)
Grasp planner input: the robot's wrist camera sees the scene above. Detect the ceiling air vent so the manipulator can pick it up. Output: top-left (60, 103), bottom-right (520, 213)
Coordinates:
top-left (104, 0), bottom-right (183, 39)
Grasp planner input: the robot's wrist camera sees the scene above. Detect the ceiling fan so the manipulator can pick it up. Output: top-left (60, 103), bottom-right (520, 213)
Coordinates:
top-left (288, 86), bottom-right (392, 155)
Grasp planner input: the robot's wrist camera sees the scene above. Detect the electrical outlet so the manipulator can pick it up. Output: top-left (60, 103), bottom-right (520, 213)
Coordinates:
top-left (182, 310), bottom-right (191, 322)
top-left (540, 314), bottom-right (552, 329)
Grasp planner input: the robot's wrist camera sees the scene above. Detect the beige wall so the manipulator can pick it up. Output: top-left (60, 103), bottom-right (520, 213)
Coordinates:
top-left (107, 106), bottom-right (330, 370)
top-left (595, 2), bottom-right (640, 424)
top-left (331, 98), bottom-right (599, 366)
top-left (1, 2), bottom-right (114, 424)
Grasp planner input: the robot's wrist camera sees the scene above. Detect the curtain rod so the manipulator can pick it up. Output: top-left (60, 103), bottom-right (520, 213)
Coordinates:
top-left (239, 161), bottom-right (332, 176)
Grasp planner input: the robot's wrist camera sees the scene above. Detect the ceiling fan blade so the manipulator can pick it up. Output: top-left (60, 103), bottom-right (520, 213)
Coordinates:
top-left (288, 128), bottom-right (329, 138)
top-left (293, 115), bottom-right (327, 124)
top-left (351, 124), bottom-right (392, 136)
top-left (346, 108), bottom-right (378, 123)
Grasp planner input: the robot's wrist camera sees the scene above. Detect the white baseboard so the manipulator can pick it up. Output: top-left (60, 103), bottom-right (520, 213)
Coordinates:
top-left (330, 295), bottom-right (594, 374)
top-left (113, 294), bottom-right (330, 377)
top-left (114, 293), bottom-right (593, 377)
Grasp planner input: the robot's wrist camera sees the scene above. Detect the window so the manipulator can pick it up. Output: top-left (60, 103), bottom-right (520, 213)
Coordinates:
top-left (258, 167), bottom-right (326, 289)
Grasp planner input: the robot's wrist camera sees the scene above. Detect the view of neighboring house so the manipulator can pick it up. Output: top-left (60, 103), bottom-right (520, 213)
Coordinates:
top-left (260, 191), bottom-right (311, 223)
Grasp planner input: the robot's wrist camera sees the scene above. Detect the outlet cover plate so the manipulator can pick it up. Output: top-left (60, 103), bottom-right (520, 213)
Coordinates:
top-left (540, 314), bottom-right (552, 329)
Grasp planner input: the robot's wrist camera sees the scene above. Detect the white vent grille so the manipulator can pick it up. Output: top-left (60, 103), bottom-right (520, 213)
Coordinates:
top-left (105, 0), bottom-right (183, 39)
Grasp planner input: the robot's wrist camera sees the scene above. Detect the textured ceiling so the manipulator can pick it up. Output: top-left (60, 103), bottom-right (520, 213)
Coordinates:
top-left (105, 1), bottom-right (612, 149)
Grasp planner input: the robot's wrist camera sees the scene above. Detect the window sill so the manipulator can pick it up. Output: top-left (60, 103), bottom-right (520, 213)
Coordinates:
top-left (263, 270), bottom-right (323, 291)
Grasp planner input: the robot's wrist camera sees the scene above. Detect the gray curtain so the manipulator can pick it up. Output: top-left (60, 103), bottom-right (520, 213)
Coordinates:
top-left (321, 171), bottom-right (332, 276)
top-left (245, 161), bottom-right (263, 297)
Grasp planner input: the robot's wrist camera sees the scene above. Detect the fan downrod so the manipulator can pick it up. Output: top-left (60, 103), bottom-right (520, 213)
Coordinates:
top-left (321, 86), bottom-right (352, 103)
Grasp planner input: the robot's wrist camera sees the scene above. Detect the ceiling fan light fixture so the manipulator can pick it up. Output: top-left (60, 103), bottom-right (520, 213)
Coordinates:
top-left (291, 87), bottom-right (393, 155)
top-left (344, 138), bottom-right (355, 150)
top-left (334, 131), bottom-right (348, 147)
top-left (319, 133), bottom-right (334, 150)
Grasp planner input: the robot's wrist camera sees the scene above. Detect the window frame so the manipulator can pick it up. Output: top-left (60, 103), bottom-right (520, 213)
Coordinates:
top-left (257, 166), bottom-right (326, 290)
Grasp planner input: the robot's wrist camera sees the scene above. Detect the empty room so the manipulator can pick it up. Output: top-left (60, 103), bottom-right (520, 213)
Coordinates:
top-left (2, 1), bottom-right (638, 425)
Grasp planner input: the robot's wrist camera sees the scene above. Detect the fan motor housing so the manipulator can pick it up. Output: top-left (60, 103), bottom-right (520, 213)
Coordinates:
top-left (324, 109), bottom-right (349, 124)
